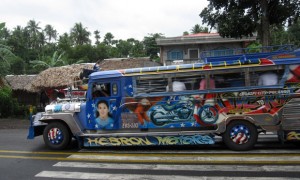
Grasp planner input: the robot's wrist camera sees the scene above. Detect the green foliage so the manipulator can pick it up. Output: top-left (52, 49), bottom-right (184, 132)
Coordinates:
top-left (0, 86), bottom-right (14, 118)
top-left (103, 32), bottom-right (114, 46)
top-left (200, 0), bottom-right (300, 45)
top-left (70, 22), bottom-right (91, 45)
top-left (288, 20), bottom-right (300, 47)
top-left (0, 86), bottom-right (36, 118)
top-left (190, 24), bottom-right (208, 34)
top-left (30, 51), bottom-right (66, 69)
top-left (143, 33), bottom-right (164, 59)
top-left (9, 56), bottom-right (25, 75)
top-left (0, 22), bottom-right (5, 31)
top-left (245, 42), bottom-right (262, 53)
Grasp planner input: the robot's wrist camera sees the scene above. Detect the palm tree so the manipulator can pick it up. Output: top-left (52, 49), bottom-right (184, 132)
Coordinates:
top-left (30, 51), bottom-right (66, 69)
top-left (190, 24), bottom-right (208, 34)
top-left (70, 22), bottom-right (91, 45)
top-left (0, 23), bottom-right (15, 64)
top-left (26, 20), bottom-right (41, 36)
top-left (44, 24), bottom-right (57, 43)
top-left (103, 32), bottom-right (114, 45)
top-left (26, 20), bottom-right (42, 49)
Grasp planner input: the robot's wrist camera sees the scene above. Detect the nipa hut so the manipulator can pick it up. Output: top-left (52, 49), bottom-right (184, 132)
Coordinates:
top-left (31, 59), bottom-right (160, 89)
top-left (99, 57), bottom-right (161, 70)
top-left (31, 63), bottom-right (94, 89)
top-left (5, 75), bottom-right (39, 106)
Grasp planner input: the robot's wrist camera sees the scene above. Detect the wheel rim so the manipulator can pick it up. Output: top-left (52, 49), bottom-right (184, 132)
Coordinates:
top-left (229, 124), bottom-right (250, 144)
top-left (199, 105), bottom-right (218, 124)
top-left (47, 128), bottom-right (64, 145)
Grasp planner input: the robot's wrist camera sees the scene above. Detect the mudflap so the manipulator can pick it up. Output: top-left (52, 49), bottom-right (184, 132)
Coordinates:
top-left (27, 125), bottom-right (35, 139)
top-left (27, 113), bottom-right (35, 139)
top-left (82, 134), bottom-right (215, 148)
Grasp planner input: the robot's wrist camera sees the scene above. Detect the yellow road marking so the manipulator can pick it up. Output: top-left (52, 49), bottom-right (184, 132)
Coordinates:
top-left (0, 154), bottom-right (300, 165)
top-left (1, 150), bottom-right (300, 157)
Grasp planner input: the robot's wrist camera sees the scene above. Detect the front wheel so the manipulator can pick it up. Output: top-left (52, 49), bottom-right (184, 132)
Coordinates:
top-left (222, 120), bottom-right (258, 151)
top-left (43, 122), bottom-right (71, 150)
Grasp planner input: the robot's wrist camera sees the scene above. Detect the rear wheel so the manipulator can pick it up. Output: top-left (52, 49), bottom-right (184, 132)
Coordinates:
top-left (43, 122), bottom-right (71, 150)
top-left (222, 120), bottom-right (258, 151)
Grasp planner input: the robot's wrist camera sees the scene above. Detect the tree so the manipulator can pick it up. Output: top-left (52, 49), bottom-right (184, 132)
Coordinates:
top-left (70, 22), bottom-right (91, 45)
top-left (288, 19), bottom-right (300, 46)
top-left (103, 32), bottom-right (114, 46)
top-left (183, 31), bottom-right (189, 35)
top-left (190, 24), bottom-right (208, 34)
top-left (0, 23), bottom-right (10, 42)
top-left (30, 51), bottom-right (66, 69)
top-left (94, 30), bottom-right (101, 45)
top-left (143, 33), bottom-right (164, 60)
top-left (26, 20), bottom-right (42, 49)
top-left (200, 0), bottom-right (300, 46)
top-left (44, 24), bottom-right (57, 43)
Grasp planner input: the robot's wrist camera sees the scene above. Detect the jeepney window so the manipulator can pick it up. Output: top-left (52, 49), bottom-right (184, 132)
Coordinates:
top-left (135, 74), bottom-right (168, 94)
top-left (112, 83), bottom-right (118, 96)
top-left (249, 65), bottom-right (285, 86)
top-left (170, 72), bottom-right (204, 91)
top-left (213, 70), bottom-right (246, 88)
top-left (92, 82), bottom-right (111, 97)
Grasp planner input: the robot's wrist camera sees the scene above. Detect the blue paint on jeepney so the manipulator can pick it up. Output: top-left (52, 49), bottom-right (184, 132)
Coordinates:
top-left (89, 70), bottom-right (123, 81)
top-left (83, 134), bottom-right (215, 147)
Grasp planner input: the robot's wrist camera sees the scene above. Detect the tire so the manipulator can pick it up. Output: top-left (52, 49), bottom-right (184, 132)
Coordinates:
top-left (43, 122), bottom-right (71, 150)
top-left (222, 120), bottom-right (258, 151)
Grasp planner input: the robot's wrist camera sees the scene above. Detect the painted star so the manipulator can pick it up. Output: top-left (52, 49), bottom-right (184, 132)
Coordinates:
top-left (87, 113), bottom-right (91, 118)
top-left (180, 123), bottom-right (185, 127)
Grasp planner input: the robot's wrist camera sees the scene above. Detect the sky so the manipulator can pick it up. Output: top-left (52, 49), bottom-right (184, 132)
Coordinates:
top-left (1, 0), bottom-right (209, 41)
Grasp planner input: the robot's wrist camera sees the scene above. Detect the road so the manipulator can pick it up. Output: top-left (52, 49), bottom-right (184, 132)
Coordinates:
top-left (0, 127), bottom-right (300, 179)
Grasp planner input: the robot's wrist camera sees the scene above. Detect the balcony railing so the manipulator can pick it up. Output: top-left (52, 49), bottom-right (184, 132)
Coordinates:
top-left (165, 59), bottom-right (205, 66)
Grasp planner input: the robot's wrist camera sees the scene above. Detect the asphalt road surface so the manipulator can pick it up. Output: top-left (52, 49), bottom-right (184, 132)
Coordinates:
top-left (0, 119), bottom-right (300, 180)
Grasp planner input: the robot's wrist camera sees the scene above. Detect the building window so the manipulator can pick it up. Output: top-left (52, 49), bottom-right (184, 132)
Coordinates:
top-left (211, 46), bottom-right (234, 57)
top-left (167, 50), bottom-right (183, 60)
top-left (189, 49), bottom-right (199, 59)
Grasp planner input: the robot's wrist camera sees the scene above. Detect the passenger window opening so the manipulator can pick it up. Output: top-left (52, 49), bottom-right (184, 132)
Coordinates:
top-left (92, 82), bottom-right (111, 98)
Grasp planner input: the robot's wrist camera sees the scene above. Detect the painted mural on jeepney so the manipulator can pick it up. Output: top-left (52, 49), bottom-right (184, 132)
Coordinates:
top-left (121, 89), bottom-right (293, 129)
top-left (87, 89), bottom-right (294, 130)
top-left (87, 73), bottom-right (299, 130)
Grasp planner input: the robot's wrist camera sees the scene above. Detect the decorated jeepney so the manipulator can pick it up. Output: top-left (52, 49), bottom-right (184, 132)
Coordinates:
top-left (28, 45), bottom-right (300, 151)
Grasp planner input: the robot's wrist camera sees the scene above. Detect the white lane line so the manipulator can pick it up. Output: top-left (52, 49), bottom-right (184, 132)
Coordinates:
top-left (35, 171), bottom-right (294, 180)
top-left (67, 154), bottom-right (300, 162)
top-left (54, 161), bottom-right (300, 172)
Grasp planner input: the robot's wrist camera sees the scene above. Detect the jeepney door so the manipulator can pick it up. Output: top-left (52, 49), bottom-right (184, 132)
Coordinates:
top-left (86, 80), bottom-right (121, 130)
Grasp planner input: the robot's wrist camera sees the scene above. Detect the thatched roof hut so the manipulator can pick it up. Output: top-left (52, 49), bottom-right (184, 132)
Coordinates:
top-left (5, 75), bottom-right (40, 107)
top-left (30, 58), bottom-right (161, 89)
top-left (5, 75), bottom-right (38, 92)
top-left (100, 57), bottom-right (161, 70)
top-left (31, 63), bottom-right (94, 89)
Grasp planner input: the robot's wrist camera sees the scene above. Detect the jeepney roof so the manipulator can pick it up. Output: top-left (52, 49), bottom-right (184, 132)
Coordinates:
top-left (89, 70), bottom-right (123, 81)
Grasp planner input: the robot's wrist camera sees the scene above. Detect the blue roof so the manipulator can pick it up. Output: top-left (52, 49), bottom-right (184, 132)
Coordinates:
top-left (89, 70), bottom-right (123, 81)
